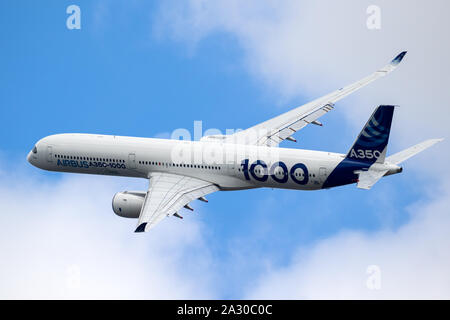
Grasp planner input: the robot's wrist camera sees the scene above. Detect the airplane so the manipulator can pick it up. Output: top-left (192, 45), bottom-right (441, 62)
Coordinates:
top-left (27, 51), bottom-right (443, 232)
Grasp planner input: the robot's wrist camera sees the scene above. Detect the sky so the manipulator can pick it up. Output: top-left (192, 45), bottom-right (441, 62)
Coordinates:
top-left (0, 0), bottom-right (449, 299)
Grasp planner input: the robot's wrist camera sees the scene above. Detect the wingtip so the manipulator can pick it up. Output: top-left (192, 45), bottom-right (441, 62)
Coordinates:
top-left (428, 137), bottom-right (444, 144)
top-left (135, 223), bottom-right (147, 233)
top-left (391, 51), bottom-right (407, 66)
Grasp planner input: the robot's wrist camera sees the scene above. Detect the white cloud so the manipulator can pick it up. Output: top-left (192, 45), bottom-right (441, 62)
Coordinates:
top-left (0, 163), bottom-right (215, 299)
top-left (155, 0), bottom-right (450, 148)
top-left (155, 0), bottom-right (450, 298)
top-left (246, 180), bottom-right (450, 299)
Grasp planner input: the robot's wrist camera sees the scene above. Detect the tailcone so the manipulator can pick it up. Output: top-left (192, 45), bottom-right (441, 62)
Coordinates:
top-left (384, 164), bottom-right (403, 176)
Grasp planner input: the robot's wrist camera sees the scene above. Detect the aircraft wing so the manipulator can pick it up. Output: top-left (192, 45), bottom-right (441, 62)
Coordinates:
top-left (225, 52), bottom-right (407, 147)
top-left (135, 172), bottom-right (219, 233)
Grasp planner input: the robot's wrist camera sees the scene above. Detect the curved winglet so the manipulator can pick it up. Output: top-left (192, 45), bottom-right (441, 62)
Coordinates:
top-left (391, 51), bottom-right (407, 66)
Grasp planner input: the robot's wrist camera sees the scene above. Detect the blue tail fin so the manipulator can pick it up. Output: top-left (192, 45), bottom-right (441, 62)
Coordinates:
top-left (346, 105), bottom-right (395, 164)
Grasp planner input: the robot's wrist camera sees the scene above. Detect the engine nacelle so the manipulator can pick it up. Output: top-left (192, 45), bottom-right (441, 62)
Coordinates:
top-left (112, 191), bottom-right (146, 218)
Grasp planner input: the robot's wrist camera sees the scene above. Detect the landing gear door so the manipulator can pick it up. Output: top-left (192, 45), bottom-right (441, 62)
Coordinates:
top-left (319, 167), bottom-right (327, 183)
top-left (225, 147), bottom-right (237, 176)
top-left (128, 153), bottom-right (136, 169)
top-left (47, 146), bottom-right (53, 163)
top-left (227, 162), bottom-right (235, 176)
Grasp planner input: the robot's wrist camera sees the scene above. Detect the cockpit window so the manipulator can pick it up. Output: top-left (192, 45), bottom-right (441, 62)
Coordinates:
top-left (32, 146), bottom-right (37, 154)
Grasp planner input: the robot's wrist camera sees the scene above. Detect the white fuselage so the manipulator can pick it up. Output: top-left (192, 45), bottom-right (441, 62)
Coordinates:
top-left (27, 133), bottom-right (353, 191)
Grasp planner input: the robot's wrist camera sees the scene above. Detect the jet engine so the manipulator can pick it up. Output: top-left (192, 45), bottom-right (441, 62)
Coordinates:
top-left (112, 191), bottom-right (146, 218)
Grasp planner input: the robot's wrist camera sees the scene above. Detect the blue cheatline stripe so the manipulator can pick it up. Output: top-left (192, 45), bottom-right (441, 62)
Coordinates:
top-left (322, 158), bottom-right (369, 189)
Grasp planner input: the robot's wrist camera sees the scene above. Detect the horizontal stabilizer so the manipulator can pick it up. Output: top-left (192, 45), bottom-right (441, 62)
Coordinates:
top-left (356, 168), bottom-right (389, 190)
top-left (386, 139), bottom-right (444, 165)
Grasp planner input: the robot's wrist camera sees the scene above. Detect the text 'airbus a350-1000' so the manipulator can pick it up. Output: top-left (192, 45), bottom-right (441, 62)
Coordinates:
top-left (28, 51), bottom-right (443, 232)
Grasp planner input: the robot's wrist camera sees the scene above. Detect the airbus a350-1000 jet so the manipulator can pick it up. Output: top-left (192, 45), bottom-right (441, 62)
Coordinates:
top-left (28, 52), bottom-right (442, 232)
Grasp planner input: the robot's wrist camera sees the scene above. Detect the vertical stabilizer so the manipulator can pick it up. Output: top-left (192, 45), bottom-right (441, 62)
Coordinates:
top-left (346, 105), bottom-right (395, 164)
